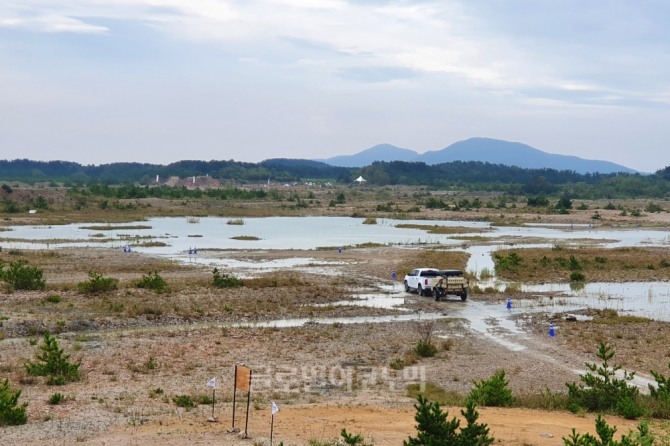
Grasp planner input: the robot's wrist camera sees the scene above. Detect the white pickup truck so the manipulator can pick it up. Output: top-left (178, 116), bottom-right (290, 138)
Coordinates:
top-left (403, 268), bottom-right (440, 296)
top-left (404, 268), bottom-right (469, 300)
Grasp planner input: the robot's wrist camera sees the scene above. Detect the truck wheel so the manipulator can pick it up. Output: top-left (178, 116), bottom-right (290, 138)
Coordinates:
top-left (404, 281), bottom-right (410, 292)
top-left (460, 291), bottom-right (468, 301)
top-left (417, 285), bottom-right (424, 296)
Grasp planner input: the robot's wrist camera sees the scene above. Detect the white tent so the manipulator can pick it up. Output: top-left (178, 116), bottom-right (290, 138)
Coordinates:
top-left (354, 176), bottom-right (366, 184)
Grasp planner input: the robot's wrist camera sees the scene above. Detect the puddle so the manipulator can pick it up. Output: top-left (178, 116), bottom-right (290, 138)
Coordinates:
top-left (223, 312), bottom-right (449, 328)
top-left (437, 300), bottom-right (529, 351)
top-left (313, 294), bottom-right (406, 310)
top-left (164, 256), bottom-right (348, 272)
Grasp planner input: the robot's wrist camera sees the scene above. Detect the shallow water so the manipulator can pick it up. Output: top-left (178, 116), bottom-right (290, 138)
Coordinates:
top-left (5, 216), bottom-right (668, 253)
top-left (519, 281), bottom-right (670, 321)
top-left (4, 216), bottom-right (670, 323)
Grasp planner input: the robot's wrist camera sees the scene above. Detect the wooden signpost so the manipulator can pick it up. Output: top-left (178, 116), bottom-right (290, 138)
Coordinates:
top-left (230, 364), bottom-right (252, 438)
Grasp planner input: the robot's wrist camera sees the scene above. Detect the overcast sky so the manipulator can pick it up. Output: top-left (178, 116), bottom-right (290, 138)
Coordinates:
top-left (1, 1), bottom-right (669, 172)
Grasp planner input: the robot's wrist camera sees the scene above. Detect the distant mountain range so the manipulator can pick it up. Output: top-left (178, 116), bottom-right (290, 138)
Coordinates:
top-left (319, 137), bottom-right (637, 174)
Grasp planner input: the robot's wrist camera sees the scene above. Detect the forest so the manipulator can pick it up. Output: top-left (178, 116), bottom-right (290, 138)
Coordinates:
top-left (2, 158), bottom-right (670, 199)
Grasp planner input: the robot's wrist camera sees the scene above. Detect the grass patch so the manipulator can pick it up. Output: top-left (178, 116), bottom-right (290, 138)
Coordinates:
top-left (79, 225), bottom-right (152, 230)
top-left (494, 246), bottom-right (670, 283)
top-left (77, 271), bottom-right (118, 294)
top-left (592, 309), bottom-right (651, 324)
top-left (230, 235), bottom-right (260, 241)
top-left (226, 218), bottom-right (245, 225)
top-left (43, 294), bottom-right (61, 304)
top-left (133, 241), bottom-right (168, 247)
top-left (134, 271), bottom-right (169, 293)
top-left (315, 242), bottom-right (386, 250)
top-left (244, 273), bottom-right (306, 288)
top-left (395, 223), bottom-right (490, 234)
top-left (406, 382), bottom-right (463, 406)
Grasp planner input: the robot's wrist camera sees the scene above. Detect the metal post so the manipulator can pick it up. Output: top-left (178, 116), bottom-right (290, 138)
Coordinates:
top-left (231, 367), bottom-right (237, 429)
top-left (244, 390), bottom-right (251, 436)
top-left (211, 388), bottom-right (215, 420)
top-left (270, 413), bottom-right (274, 446)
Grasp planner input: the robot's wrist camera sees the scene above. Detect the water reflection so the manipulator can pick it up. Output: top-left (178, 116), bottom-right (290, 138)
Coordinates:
top-left (518, 281), bottom-right (670, 321)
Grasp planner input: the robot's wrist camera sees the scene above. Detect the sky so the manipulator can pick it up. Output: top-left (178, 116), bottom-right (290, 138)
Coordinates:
top-left (1, 1), bottom-right (669, 173)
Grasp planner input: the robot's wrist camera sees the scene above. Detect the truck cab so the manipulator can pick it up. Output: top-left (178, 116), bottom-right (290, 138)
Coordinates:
top-left (403, 268), bottom-right (440, 296)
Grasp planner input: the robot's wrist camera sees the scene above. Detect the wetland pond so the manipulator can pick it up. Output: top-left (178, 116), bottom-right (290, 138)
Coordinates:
top-left (3, 216), bottom-right (670, 323)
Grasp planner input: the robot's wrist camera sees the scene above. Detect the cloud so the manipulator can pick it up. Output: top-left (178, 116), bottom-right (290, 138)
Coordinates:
top-left (0, 15), bottom-right (108, 33)
top-left (1, 1), bottom-right (670, 171)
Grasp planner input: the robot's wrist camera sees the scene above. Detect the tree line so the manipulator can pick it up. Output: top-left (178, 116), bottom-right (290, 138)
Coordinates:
top-left (1, 158), bottom-right (670, 199)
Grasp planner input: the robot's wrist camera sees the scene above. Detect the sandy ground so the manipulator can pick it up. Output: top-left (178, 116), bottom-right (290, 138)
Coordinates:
top-left (3, 201), bottom-right (670, 444)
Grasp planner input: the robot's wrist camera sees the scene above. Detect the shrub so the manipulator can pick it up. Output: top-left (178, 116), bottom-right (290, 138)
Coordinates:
top-left (2, 200), bottom-right (21, 213)
top-left (645, 202), bottom-right (663, 213)
top-left (77, 271), bottom-right (118, 294)
top-left (44, 294), bottom-right (61, 304)
top-left (493, 251), bottom-right (522, 272)
top-left (527, 195), bottom-right (549, 207)
top-left (32, 195), bottom-right (49, 210)
top-left (148, 388), bottom-right (164, 398)
top-left (130, 356), bottom-right (158, 374)
top-left (414, 340), bottom-right (438, 358)
top-left (172, 395), bottom-right (195, 408)
top-left (649, 362), bottom-right (670, 416)
top-left (563, 415), bottom-right (653, 446)
top-left (556, 195), bottom-right (573, 210)
top-left (649, 363), bottom-right (670, 401)
top-left (0, 259), bottom-right (46, 291)
top-left (568, 255), bottom-right (581, 270)
top-left (403, 395), bottom-right (494, 446)
top-left (212, 268), bottom-right (243, 288)
top-left (390, 358), bottom-right (406, 370)
top-left (48, 392), bottom-right (65, 405)
top-left (616, 396), bottom-right (645, 420)
top-left (466, 369), bottom-right (514, 407)
top-left (135, 270), bottom-right (169, 293)
top-left (341, 429), bottom-right (372, 446)
top-left (0, 379), bottom-right (28, 426)
top-left (25, 332), bottom-right (81, 385)
top-left (566, 342), bottom-right (642, 418)
top-left (569, 271), bottom-right (585, 282)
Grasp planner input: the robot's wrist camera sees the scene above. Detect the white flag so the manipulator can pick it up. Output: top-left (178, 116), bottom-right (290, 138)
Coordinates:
top-left (206, 377), bottom-right (216, 388)
top-left (271, 401), bottom-right (279, 415)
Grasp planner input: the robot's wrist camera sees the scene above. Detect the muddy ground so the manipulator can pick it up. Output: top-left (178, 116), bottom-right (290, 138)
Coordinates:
top-left (1, 245), bottom-right (670, 445)
top-left (2, 194), bottom-right (670, 445)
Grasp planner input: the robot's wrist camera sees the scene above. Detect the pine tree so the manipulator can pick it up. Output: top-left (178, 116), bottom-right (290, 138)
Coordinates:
top-left (404, 395), bottom-right (494, 446)
top-left (0, 379), bottom-right (28, 426)
top-left (25, 332), bottom-right (81, 385)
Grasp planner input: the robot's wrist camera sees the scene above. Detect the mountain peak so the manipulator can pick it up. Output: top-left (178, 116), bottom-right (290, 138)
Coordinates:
top-left (320, 138), bottom-right (637, 174)
top-left (320, 143), bottom-right (417, 167)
